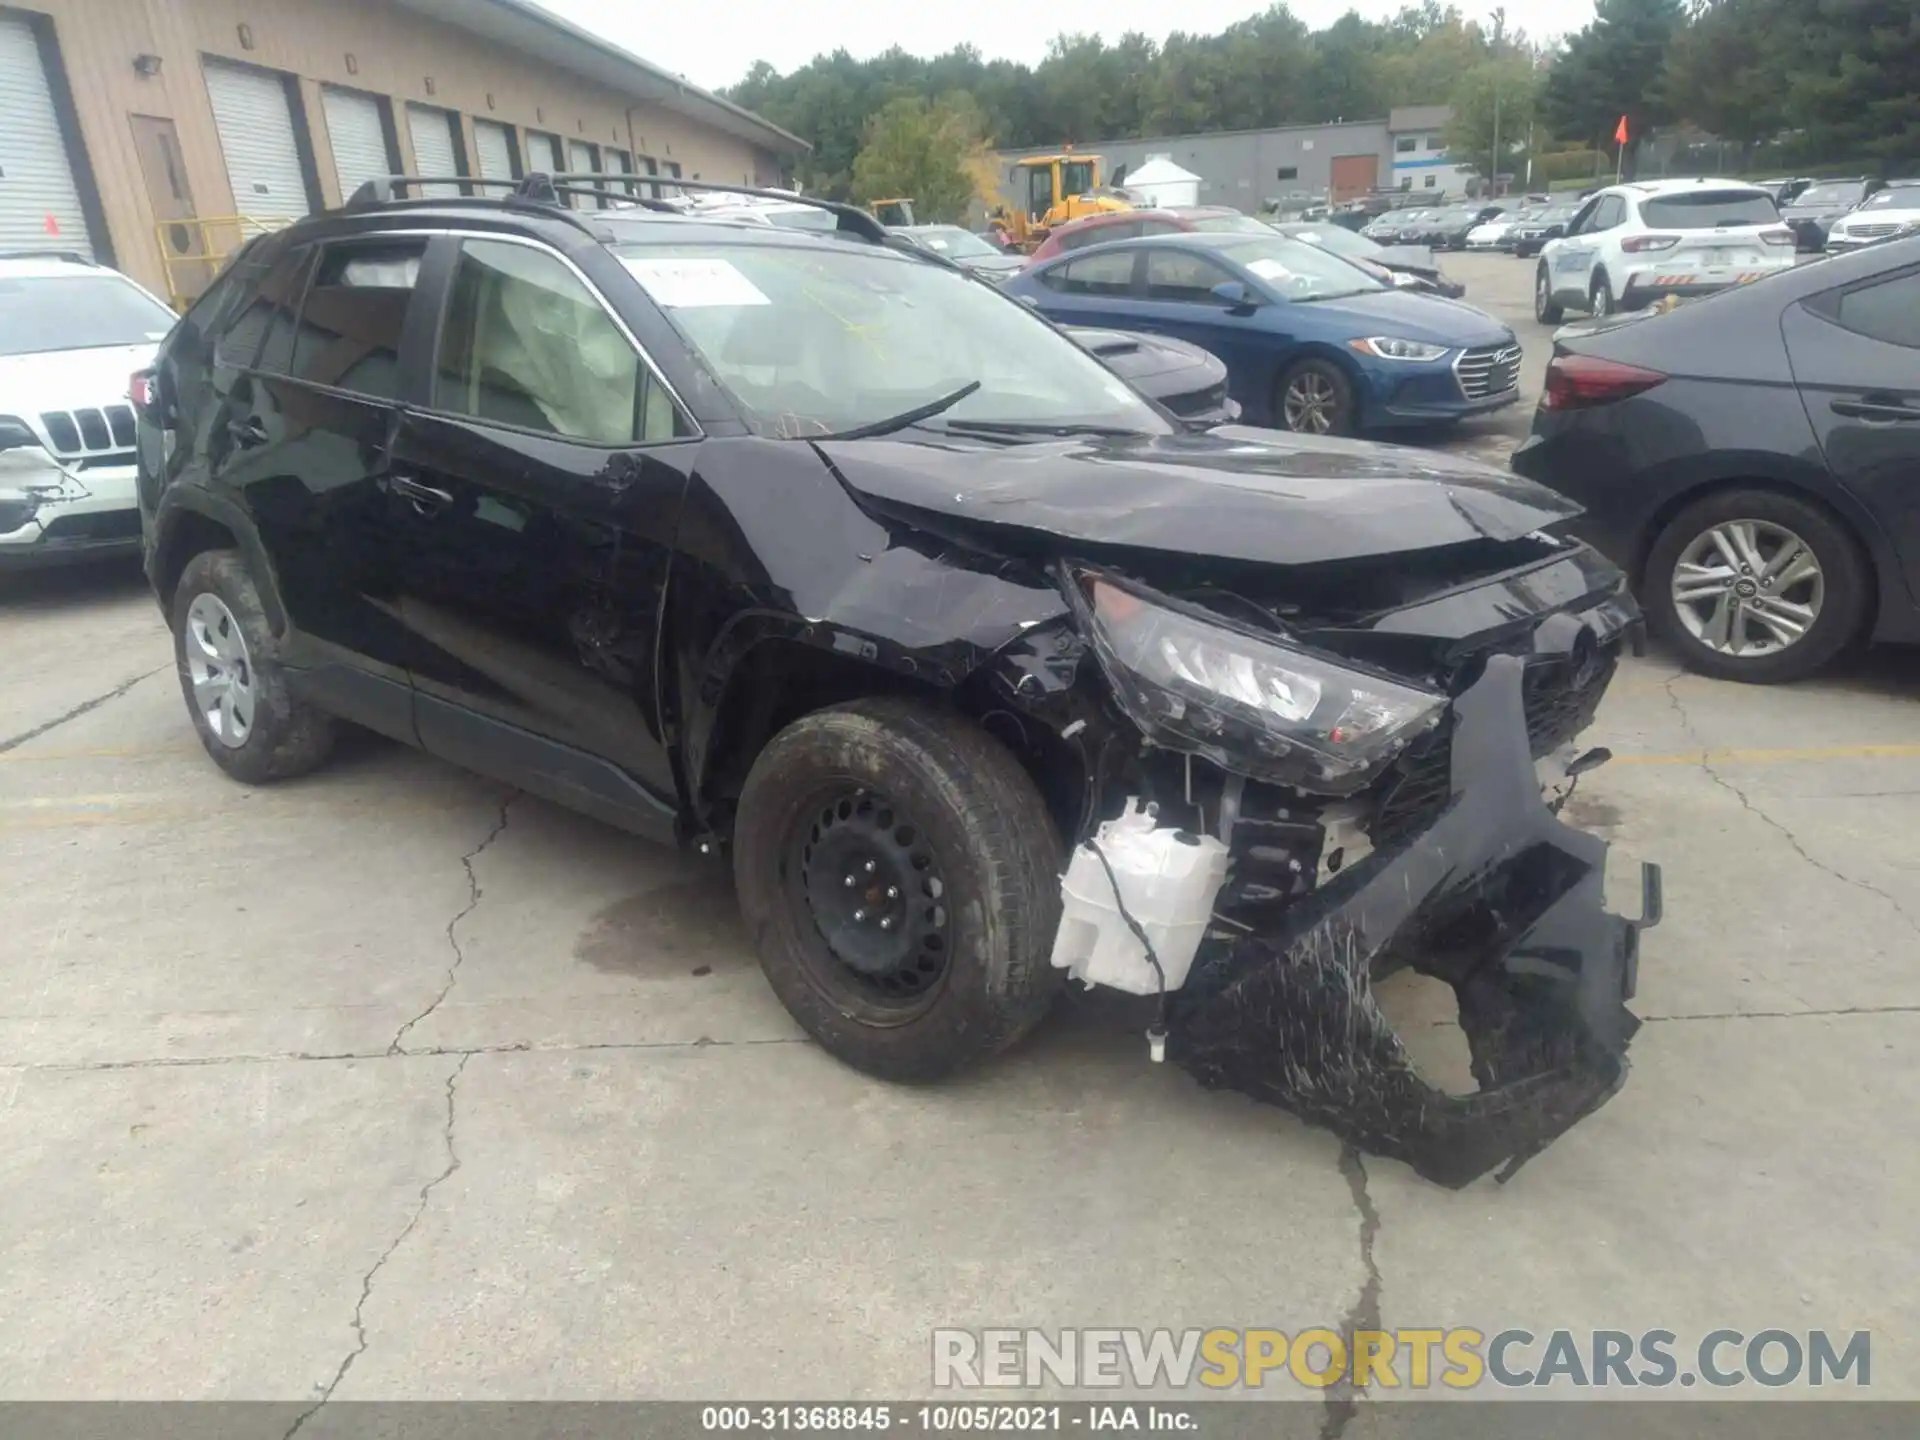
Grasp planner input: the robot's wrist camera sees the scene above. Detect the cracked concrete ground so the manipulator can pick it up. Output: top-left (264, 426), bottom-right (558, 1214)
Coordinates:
top-left (2, 259), bottom-right (1916, 1411)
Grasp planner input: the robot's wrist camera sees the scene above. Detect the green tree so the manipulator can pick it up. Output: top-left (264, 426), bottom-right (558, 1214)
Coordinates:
top-left (1444, 54), bottom-right (1541, 183)
top-left (1783, 0), bottom-right (1920, 164)
top-left (850, 94), bottom-right (988, 222)
top-left (1659, 0), bottom-right (1787, 152)
top-left (1540, 0), bottom-right (1686, 167)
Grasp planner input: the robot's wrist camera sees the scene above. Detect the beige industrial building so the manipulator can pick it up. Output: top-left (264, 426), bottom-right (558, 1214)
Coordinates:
top-left (0, 0), bottom-right (808, 305)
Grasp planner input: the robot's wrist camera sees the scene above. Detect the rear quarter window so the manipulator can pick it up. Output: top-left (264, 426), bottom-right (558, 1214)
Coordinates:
top-left (1640, 192), bottom-right (1779, 229)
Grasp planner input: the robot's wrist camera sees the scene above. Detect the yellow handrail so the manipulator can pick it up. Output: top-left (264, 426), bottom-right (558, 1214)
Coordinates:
top-left (152, 214), bottom-right (291, 310)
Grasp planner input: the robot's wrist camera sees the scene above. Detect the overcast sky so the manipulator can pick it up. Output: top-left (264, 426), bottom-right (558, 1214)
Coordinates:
top-left (535, 0), bottom-right (1597, 94)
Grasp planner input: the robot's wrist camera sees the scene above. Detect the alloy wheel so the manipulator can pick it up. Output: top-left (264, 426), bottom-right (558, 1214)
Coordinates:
top-left (1670, 519), bottom-right (1825, 658)
top-left (792, 786), bottom-right (952, 1015)
top-left (1283, 371), bottom-right (1338, 434)
top-left (183, 592), bottom-right (256, 747)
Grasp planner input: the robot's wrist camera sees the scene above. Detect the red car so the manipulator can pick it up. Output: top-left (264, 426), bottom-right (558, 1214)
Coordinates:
top-left (1025, 206), bottom-right (1275, 264)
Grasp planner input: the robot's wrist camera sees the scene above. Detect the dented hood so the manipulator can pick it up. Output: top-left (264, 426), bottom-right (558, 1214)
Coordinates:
top-left (816, 426), bottom-right (1580, 565)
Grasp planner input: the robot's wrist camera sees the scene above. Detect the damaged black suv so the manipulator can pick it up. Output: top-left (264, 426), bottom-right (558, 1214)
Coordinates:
top-left (135, 178), bottom-right (1660, 1186)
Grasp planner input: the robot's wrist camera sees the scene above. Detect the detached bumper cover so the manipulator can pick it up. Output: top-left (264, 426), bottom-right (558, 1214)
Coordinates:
top-left (1172, 652), bottom-right (1661, 1188)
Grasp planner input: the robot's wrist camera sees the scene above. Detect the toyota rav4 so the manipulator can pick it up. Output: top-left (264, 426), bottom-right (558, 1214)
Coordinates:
top-left (136, 177), bottom-right (1662, 1186)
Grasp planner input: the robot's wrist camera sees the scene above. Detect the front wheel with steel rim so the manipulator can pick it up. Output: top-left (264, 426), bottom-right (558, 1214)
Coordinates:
top-left (1645, 489), bottom-right (1868, 684)
top-left (733, 697), bottom-right (1063, 1082)
top-left (171, 549), bottom-right (336, 782)
top-left (1275, 357), bottom-right (1357, 437)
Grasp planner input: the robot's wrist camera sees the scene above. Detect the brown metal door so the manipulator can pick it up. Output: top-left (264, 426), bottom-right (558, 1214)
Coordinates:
top-left (130, 114), bottom-right (211, 305)
top-left (1330, 154), bottom-right (1378, 202)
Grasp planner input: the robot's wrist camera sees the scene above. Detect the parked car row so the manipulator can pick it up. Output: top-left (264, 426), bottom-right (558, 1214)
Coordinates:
top-left (1780, 178), bottom-right (1920, 253)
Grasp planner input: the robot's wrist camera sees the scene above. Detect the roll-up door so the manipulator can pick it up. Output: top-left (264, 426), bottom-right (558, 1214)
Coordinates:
top-left (321, 87), bottom-right (392, 201)
top-left (0, 15), bottom-right (92, 255)
top-left (203, 58), bottom-right (312, 221)
top-left (474, 120), bottom-right (516, 185)
top-left (567, 140), bottom-right (600, 207)
top-left (605, 149), bottom-right (634, 199)
top-left (526, 132), bottom-right (563, 176)
top-left (406, 103), bottom-right (461, 197)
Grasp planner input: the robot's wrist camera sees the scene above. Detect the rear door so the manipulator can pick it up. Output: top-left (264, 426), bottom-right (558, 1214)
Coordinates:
top-left (1031, 249), bottom-right (1143, 327)
top-left (1637, 187), bottom-right (1789, 289)
top-left (1783, 262), bottom-right (1920, 607)
top-left (386, 233), bottom-right (695, 836)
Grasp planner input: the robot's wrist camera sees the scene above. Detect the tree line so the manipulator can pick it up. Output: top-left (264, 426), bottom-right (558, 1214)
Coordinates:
top-left (724, 0), bottom-right (1918, 216)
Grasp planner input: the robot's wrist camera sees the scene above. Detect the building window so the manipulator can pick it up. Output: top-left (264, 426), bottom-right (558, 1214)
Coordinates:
top-left (1425, 135), bottom-right (1444, 151)
top-left (1396, 136), bottom-right (1417, 153)
top-left (1423, 175), bottom-right (1438, 188)
top-left (1275, 166), bottom-right (1298, 180)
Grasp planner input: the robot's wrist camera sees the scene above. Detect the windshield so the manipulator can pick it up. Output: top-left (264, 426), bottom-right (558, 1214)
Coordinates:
top-left (0, 274), bottom-right (176, 358)
top-left (1861, 188), bottom-right (1920, 211)
top-left (1209, 236), bottom-right (1386, 300)
top-left (1186, 212), bottom-right (1274, 234)
top-left (1280, 225), bottom-right (1380, 260)
top-left (907, 226), bottom-right (1001, 259)
top-left (616, 242), bottom-right (1171, 439)
top-left (762, 207), bottom-right (840, 232)
top-left (1794, 182), bottom-right (1866, 208)
top-left (1640, 190), bottom-right (1779, 229)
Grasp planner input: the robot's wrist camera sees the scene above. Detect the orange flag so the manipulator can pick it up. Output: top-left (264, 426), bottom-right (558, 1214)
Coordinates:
top-left (1614, 115), bottom-right (1630, 145)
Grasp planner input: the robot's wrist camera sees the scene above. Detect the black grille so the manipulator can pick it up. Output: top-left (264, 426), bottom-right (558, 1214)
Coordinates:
top-left (1370, 647), bottom-right (1618, 850)
top-left (1455, 343), bottom-right (1523, 400)
top-left (1162, 382), bottom-right (1229, 417)
top-left (39, 405), bottom-right (135, 455)
top-left (40, 509), bottom-right (143, 542)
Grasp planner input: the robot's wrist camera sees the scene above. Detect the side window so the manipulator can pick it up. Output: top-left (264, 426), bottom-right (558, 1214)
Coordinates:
top-left (1144, 249), bottom-right (1237, 304)
top-left (433, 238), bottom-right (691, 444)
top-left (1826, 272), bottom-right (1920, 349)
top-left (1593, 196), bottom-right (1626, 230)
top-left (289, 240), bottom-right (426, 399)
top-left (176, 240), bottom-right (268, 367)
top-left (1055, 251), bottom-right (1136, 297)
top-left (1564, 199), bottom-right (1600, 236)
top-left (223, 245), bottom-right (312, 373)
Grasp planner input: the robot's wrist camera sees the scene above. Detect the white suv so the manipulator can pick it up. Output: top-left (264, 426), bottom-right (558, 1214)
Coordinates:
top-left (1, 252), bottom-right (178, 569)
top-left (1533, 179), bottom-right (1796, 322)
top-left (1824, 183), bottom-right (1920, 253)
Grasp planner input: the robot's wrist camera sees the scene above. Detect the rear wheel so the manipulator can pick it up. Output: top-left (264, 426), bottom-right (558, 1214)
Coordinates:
top-left (1534, 265), bottom-right (1564, 324)
top-left (1589, 271), bottom-right (1616, 317)
top-left (1276, 358), bottom-right (1357, 436)
top-left (733, 698), bottom-right (1064, 1082)
top-left (1643, 489), bottom-right (1868, 683)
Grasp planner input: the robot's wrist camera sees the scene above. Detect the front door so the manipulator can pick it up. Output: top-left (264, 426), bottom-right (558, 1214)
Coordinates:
top-left (389, 234), bottom-right (696, 837)
top-left (1783, 263), bottom-right (1920, 609)
top-left (1132, 246), bottom-right (1274, 413)
top-left (131, 114), bottom-right (210, 305)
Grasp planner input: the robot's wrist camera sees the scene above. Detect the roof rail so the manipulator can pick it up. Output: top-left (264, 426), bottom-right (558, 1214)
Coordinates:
top-left (0, 248), bottom-right (97, 266)
top-left (517, 174), bottom-right (891, 244)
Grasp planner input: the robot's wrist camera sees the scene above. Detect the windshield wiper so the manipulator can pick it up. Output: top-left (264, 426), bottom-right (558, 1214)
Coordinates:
top-left (821, 381), bottom-right (981, 440)
top-left (941, 418), bottom-right (1144, 438)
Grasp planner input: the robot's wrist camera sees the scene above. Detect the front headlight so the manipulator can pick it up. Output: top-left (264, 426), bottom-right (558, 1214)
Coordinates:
top-left (1351, 336), bottom-right (1450, 362)
top-left (1073, 571), bottom-right (1447, 794)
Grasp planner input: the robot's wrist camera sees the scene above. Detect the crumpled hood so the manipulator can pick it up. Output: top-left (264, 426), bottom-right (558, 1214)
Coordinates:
top-left (0, 343), bottom-right (158, 414)
top-left (817, 426), bottom-right (1581, 565)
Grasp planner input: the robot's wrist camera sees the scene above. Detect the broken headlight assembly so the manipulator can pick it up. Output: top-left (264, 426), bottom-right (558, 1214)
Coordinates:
top-left (1069, 568), bottom-right (1446, 794)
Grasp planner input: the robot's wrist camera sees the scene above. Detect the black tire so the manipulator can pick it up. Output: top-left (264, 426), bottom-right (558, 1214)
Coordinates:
top-left (170, 549), bottom-right (336, 782)
top-left (1275, 357), bottom-right (1357, 436)
top-left (1589, 270), bottom-right (1615, 317)
top-left (733, 698), bottom-right (1064, 1082)
top-left (1534, 264), bottom-right (1564, 324)
top-left (1643, 488), bottom-right (1869, 684)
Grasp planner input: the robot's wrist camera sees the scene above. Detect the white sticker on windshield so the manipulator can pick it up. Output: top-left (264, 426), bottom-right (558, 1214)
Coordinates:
top-left (1246, 258), bottom-right (1295, 281)
top-left (621, 258), bottom-right (770, 308)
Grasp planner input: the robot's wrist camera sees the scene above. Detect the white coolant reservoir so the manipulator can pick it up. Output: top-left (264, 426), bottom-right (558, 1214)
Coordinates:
top-left (1049, 800), bottom-right (1231, 996)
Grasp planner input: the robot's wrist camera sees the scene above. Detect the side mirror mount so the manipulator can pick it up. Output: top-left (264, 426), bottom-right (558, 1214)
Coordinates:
top-left (1211, 280), bottom-right (1263, 313)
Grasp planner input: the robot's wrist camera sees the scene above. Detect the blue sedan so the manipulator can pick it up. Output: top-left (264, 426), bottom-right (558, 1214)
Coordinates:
top-left (1001, 232), bottom-right (1522, 436)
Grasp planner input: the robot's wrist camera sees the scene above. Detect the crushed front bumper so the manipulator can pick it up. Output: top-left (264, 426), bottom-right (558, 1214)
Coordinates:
top-left (1171, 652), bottom-right (1661, 1188)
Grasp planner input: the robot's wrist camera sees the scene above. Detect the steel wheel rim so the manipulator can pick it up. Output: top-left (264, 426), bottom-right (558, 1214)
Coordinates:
top-left (183, 592), bottom-right (255, 747)
top-left (1283, 371), bottom-right (1337, 433)
top-left (788, 785), bottom-right (952, 1019)
top-left (1592, 281), bottom-right (1612, 316)
top-left (1536, 269), bottom-right (1549, 316)
top-left (1671, 519), bottom-right (1825, 658)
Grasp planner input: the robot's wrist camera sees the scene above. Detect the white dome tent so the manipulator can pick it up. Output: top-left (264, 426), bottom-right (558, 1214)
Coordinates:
top-left (1117, 155), bottom-right (1201, 209)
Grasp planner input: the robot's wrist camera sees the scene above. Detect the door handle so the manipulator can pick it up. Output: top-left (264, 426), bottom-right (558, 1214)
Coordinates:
top-left (226, 415), bottom-right (268, 447)
top-left (1830, 398), bottom-right (1920, 422)
top-left (390, 472), bottom-right (454, 515)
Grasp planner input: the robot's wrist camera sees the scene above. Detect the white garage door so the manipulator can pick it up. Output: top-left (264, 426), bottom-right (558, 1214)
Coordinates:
top-left (473, 120), bottom-right (516, 186)
top-left (567, 140), bottom-right (601, 207)
top-left (0, 15), bottom-right (93, 256)
top-left (322, 87), bottom-right (390, 201)
top-left (406, 104), bottom-right (461, 197)
top-left (203, 58), bottom-right (311, 221)
top-left (526, 132), bottom-right (563, 175)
